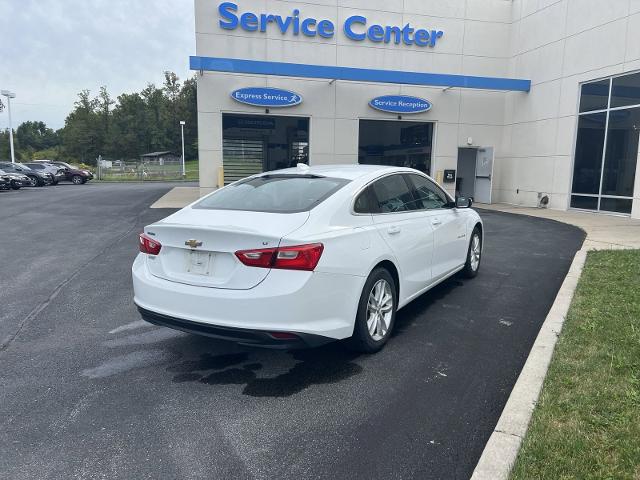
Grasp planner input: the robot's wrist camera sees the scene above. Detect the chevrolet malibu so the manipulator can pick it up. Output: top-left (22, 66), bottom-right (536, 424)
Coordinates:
top-left (132, 165), bottom-right (483, 352)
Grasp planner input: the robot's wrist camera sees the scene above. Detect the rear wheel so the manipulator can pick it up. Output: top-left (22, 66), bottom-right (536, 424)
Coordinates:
top-left (72, 175), bottom-right (83, 185)
top-left (348, 268), bottom-right (397, 353)
top-left (10, 181), bottom-right (21, 190)
top-left (461, 227), bottom-right (482, 278)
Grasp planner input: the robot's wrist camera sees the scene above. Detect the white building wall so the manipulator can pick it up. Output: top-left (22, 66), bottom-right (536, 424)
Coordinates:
top-left (195, 0), bottom-right (515, 197)
top-left (195, 0), bottom-right (640, 218)
top-left (501, 0), bottom-right (640, 218)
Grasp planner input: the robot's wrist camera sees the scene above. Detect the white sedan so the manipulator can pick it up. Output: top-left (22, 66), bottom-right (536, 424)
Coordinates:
top-left (132, 164), bottom-right (483, 352)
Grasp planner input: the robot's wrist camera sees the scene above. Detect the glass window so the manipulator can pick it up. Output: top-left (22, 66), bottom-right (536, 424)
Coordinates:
top-left (600, 197), bottom-right (633, 214)
top-left (354, 186), bottom-right (379, 214)
top-left (611, 72), bottom-right (640, 108)
top-left (370, 174), bottom-right (415, 213)
top-left (404, 174), bottom-right (449, 210)
top-left (194, 175), bottom-right (349, 213)
top-left (570, 195), bottom-right (598, 210)
top-left (571, 113), bottom-right (607, 195)
top-left (359, 120), bottom-right (434, 175)
top-left (222, 114), bottom-right (309, 185)
top-left (601, 108), bottom-right (640, 197)
top-left (579, 79), bottom-right (610, 113)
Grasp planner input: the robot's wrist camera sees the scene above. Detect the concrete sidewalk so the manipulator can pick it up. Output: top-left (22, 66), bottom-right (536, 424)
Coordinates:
top-left (478, 203), bottom-right (640, 250)
top-left (150, 186), bottom-right (201, 209)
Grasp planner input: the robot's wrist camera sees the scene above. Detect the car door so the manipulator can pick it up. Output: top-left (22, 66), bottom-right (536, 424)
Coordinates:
top-left (404, 173), bottom-right (467, 281)
top-left (368, 174), bottom-right (434, 301)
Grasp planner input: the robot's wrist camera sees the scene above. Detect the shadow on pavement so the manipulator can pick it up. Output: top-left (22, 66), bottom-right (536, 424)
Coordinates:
top-left (159, 275), bottom-right (464, 398)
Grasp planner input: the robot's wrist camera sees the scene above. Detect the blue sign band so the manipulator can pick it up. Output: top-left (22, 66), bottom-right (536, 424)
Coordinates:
top-left (190, 56), bottom-right (531, 92)
top-left (370, 95), bottom-right (432, 114)
top-left (231, 87), bottom-right (303, 107)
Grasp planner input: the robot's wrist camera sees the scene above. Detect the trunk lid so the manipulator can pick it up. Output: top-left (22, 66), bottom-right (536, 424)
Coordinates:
top-left (144, 208), bottom-right (309, 289)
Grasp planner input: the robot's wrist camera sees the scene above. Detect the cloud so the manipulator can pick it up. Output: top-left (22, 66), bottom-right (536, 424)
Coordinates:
top-left (0, 0), bottom-right (195, 130)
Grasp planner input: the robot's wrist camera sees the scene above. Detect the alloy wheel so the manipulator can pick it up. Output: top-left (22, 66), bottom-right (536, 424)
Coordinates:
top-left (366, 279), bottom-right (393, 341)
top-left (470, 234), bottom-right (481, 271)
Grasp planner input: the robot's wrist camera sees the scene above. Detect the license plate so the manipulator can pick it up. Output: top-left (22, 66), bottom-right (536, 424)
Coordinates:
top-left (187, 251), bottom-right (213, 275)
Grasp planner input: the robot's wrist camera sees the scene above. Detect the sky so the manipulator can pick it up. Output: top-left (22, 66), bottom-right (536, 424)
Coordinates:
top-left (0, 0), bottom-right (195, 130)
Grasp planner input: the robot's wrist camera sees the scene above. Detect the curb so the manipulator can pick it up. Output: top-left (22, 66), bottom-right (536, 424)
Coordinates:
top-left (470, 248), bottom-right (588, 480)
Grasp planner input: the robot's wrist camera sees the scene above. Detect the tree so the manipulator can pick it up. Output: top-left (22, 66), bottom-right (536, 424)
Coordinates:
top-left (61, 90), bottom-right (101, 164)
top-left (97, 86), bottom-right (115, 155)
top-left (16, 121), bottom-right (59, 154)
top-left (0, 129), bottom-right (20, 161)
top-left (6, 72), bottom-right (199, 165)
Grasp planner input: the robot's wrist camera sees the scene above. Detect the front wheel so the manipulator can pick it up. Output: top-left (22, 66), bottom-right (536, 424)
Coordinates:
top-left (71, 175), bottom-right (83, 185)
top-left (348, 268), bottom-right (397, 353)
top-left (10, 181), bottom-right (21, 190)
top-left (461, 227), bottom-right (482, 278)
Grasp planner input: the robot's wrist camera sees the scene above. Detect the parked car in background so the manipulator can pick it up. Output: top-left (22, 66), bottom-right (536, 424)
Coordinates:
top-left (133, 164), bottom-right (483, 353)
top-left (33, 160), bottom-right (93, 184)
top-left (23, 162), bottom-right (65, 185)
top-left (0, 162), bottom-right (53, 186)
top-left (0, 171), bottom-right (11, 190)
top-left (0, 169), bottom-right (31, 189)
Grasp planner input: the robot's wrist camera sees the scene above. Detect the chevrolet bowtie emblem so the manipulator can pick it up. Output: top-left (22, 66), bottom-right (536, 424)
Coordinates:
top-left (185, 239), bottom-right (203, 249)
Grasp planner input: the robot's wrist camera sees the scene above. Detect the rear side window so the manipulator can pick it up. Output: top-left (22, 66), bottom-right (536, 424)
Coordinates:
top-left (354, 186), bottom-right (379, 214)
top-left (370, 174), bottom-right (415, 213)
top-left (26, 164), bottom-right (43, 169)
top-left (194, 175), bottom-right (350, 213)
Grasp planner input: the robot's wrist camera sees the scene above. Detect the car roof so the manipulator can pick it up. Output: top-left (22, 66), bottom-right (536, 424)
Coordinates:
top-left (266, 164), bottom-right (418, 181)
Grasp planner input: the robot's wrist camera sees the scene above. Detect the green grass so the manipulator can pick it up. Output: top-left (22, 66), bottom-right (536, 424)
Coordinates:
top-left (511, 249), bottom-right (640, 480)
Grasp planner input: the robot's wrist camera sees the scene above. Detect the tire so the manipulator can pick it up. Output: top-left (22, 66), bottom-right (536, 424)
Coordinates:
top-left (461, 227), bottom-right (482, 279)
top-left (10, 181), bottom-right (20, 190)
top-left (27, 176), bottom-right (38, 187)
top-left (51, 180), bottom-right (58, 185)
top-left (72, 175), bottom-right (83, 185)
top-left (348, 267), bottom-right (398, 353)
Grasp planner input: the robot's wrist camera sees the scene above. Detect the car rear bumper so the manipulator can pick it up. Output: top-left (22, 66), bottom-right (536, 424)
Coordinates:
top-left (132, 254), bottom-right (364, 342)
top-left (137, 306), bottom-right (332, 348)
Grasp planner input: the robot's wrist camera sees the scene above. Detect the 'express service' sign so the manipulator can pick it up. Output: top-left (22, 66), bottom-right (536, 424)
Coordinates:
top-left (231, 87), bottom-right (303, 107)
top-left (369, 95), bottom-right (432, 114)
top-left (218, 2), bottom-right (444, 48)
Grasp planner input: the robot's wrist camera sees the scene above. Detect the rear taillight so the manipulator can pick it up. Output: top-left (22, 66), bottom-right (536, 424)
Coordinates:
top-left (235, 243), bottom-right (324, 271)
top-left (139, 233), bottom-right (162, 255)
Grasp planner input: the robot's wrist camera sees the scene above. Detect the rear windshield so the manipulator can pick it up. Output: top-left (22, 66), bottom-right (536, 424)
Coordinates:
top-left (194, 175), bottom-right (350, 213)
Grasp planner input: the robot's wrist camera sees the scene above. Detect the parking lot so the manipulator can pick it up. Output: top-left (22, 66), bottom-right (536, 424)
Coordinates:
top-left (0, 183), bottom-right (585, 480)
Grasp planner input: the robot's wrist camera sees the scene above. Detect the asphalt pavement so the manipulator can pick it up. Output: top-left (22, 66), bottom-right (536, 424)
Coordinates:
top-left (0, 183), bottom-right (585, 479)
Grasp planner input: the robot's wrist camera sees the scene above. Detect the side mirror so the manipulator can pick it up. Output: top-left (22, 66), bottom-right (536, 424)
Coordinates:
top-left (456, 196), bottom-right (473, 208)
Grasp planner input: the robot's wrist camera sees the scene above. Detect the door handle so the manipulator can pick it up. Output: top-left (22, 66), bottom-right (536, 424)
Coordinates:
top-left (387, 225), bottom-right (401, 235)
top-left (431, 218), bottom-right (442, 226)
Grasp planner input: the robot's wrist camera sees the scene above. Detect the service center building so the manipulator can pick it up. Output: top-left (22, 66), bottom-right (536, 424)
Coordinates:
top-left (193, 0), bottom-right (640, 218)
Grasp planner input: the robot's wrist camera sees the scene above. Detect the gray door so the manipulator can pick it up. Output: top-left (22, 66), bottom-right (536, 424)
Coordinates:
top-left (475, 147), bottom-right (494, 204)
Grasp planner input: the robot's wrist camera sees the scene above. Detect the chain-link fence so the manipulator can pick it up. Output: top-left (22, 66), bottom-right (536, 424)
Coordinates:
top-left (96, 158), bottom-right (198, 182)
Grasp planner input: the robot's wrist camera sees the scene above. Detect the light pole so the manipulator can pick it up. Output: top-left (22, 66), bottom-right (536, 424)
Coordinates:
top-left (180, 120), bottom-right (186, 177)
top-left (1, 90), bottom-right (16, 163)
